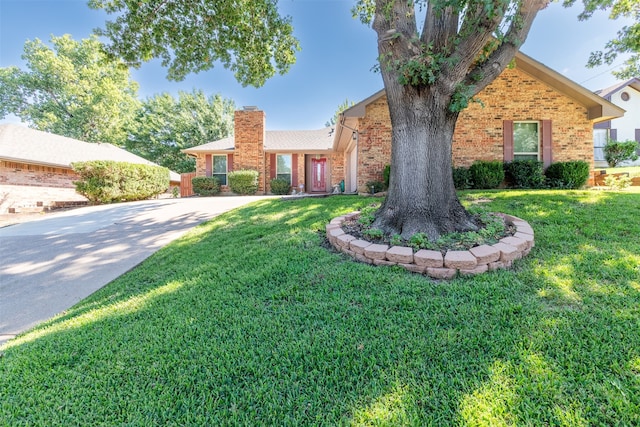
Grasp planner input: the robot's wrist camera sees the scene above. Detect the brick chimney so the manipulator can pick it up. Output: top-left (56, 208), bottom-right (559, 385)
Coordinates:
top-left (233, 106), bottom-right (266, 193)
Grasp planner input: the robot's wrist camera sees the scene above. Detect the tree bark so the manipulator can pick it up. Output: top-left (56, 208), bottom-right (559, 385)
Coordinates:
top-left (371, 84), bottom-right (479, 240)
top-left (369, 0), bottom-right (548, 241)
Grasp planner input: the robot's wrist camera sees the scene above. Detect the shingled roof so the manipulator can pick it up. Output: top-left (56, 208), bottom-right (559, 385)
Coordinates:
top-left (183, 128), bottom-right (334, 155)
top-left (0, 124), bottom-right (180, 181)
top-left (264, 128), bottom-right (334, 152)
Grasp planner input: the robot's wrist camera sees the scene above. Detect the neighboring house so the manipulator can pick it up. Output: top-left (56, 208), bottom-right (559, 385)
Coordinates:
top-left (594, 78), bottom-right (640, 167)
top-left (184, 51), bottom-right (623, 195)
top-left (0, 124), bottom-right (180, 213)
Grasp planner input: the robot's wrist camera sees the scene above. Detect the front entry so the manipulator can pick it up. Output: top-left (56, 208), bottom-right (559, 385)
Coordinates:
top-left (311, 158), bottom-right (326, 192)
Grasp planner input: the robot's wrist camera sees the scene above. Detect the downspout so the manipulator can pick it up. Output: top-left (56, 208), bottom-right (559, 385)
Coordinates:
top-left (337, 115), bottom-right (359, 194)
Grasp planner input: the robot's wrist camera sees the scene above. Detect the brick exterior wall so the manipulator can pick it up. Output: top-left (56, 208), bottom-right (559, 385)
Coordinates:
top-left (329, 152), bottom-right (345, 190)
top-left (234, 109), bottom-right (266, 193)
top-left (351, 67), bottom-right (594, 192)
top-left (0, 160), bottom-right (77, 188)
top-left (355, 97), bottom-right (393, 193)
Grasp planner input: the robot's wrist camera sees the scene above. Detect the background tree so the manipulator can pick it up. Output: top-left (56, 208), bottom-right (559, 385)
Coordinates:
top-left (88, 0), bottom-right (300, 86)
top-left (0, 34), bottom-right (139, 146)
top-left (325, 99), bottom-right (356, 128)
top-left (566, 0), bottom-right (640, 79)
top-left (125, 90), bottom-right (235, 173)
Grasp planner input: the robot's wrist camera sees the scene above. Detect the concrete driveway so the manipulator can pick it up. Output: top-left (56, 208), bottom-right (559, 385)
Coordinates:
top-left (0, 196), bottom-right (271, 345)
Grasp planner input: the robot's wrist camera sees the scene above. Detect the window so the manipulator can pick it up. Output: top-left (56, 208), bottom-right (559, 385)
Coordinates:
top-left (276, 154), bottom-right (292, 184)
top-left (513, 122), bottom-right (539, 161)
top-left (213, 155), bottom-right (227, 185)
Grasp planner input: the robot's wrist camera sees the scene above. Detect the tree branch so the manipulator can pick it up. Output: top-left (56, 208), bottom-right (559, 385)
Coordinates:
top-left (464, 0), bottom-right (549, 95)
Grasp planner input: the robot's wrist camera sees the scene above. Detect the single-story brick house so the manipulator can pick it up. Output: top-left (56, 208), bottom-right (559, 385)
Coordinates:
top-left (183, 51), bottom-right (624, 195)
top-left (0, 124), bottom-right (180, 213)
top-left (593, 77), bottom-right (640, 167)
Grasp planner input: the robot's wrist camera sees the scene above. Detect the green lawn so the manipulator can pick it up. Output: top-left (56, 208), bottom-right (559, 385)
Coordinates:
top-left (2, 191), bottom-right (639, 426)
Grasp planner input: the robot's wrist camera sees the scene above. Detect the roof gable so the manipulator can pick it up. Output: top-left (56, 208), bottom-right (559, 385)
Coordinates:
top-left (596, 77), bottom-right (640, 99)
top-left (340, 52), bottom-right (624, 123)
top-left (332, 51), bottom-right (625, 151)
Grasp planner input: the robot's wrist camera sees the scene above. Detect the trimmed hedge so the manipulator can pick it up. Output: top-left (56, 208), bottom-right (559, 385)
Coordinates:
top-left (504, 160), bottom-right (545, 188)
top-left (452, 166), bottom-right (472, 190)
top-left (604, 139), bottom-right (639, 167)
top-left (469, 160), bottom-right (505, 189)
top-left (270, 178), bottom-right (290, 195)
top-left (192, 176), bottom-right (221, 196)
top-left (72, 161), bottom-right (169, 203)
top-left (228, 170), bottom-right (259, 195)
top-left (545, 160), bottom-right (590, 189)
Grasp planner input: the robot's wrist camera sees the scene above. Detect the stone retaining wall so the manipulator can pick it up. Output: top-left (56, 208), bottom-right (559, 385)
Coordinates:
top-left (326, 212), bottom-right (534, 279)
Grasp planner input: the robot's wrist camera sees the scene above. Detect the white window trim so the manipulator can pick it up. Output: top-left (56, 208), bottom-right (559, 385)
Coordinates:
top-left (513, 121), bottom-right (540, 160)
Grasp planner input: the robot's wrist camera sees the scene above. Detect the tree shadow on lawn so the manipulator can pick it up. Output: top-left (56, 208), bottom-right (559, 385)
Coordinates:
top-left (1, 192), bottom-right (639, 425)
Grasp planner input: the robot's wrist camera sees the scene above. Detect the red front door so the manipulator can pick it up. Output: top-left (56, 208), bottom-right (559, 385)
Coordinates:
top-left (311, 158), bottom-right (326, 192)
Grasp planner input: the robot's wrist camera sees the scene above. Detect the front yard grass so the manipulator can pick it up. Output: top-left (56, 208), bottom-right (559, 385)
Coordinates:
top-left (1, 190), bottom-right (639, 425)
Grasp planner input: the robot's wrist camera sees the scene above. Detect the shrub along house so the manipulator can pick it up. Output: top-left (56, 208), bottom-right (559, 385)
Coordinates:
top-left (184, 51), bottom-right (623, 195)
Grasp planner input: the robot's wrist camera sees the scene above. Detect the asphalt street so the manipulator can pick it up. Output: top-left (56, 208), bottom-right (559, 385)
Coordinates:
top-left (0, 196), bottom-right (271, 345)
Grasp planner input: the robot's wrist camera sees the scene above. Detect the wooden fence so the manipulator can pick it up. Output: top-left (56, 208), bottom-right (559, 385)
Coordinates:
top-left (592, 171), bottom-right (640, 187)
top-left (180, 172), bottom-right (196, 197)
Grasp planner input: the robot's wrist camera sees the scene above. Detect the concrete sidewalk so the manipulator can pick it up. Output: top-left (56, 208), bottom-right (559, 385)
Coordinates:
top-left (0, 196), bottom-right (272, 345)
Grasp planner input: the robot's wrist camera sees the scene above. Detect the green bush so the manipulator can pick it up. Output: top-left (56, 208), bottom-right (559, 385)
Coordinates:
top-left (191, 176), bottom-right (221, 196)
top-left (604, 139), bottom-right (639, 167)
top-left (366, 180), bottom-right (385, 194)
top-left (469, 160), bottom-right (505, 189)
top-left (452, 166), bottom-right (472, 190)
top-left (545, 160), bottom-right (590, 189)
top-left (72, 161), bottom-right (169, 203)
top-left (504, 160), bottom-right (545, 188)
top-left (270, 178), bottom-right (290, 195)
top-left (383, 164), bottom-right (391, 189)
top-left (228, 170), bottom-right (259, 195)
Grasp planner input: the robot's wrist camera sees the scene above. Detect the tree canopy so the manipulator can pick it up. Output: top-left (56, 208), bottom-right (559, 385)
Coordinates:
top-left (125, 90), bottom-right (235, 173)
top-left (0, 34), bottom-right (140, 146)
top-left (89, 0), bottom-right (300, 87)
top-left (566, 0), bottom-right (640, 79)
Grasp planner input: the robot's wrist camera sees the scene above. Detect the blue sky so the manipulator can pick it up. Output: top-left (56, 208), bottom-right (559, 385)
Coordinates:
top-left (0, 0), bottom-right (628, 130)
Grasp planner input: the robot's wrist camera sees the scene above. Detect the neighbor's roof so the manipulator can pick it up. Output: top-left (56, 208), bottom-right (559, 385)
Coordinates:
top-left (182, 128), bottom-right (334, 154)
top-left (181, 136), bottom-right (235, 153)
top-left (595, 77), bottom-right (640, 99)
top-left (0, 124), bottom-right (180, 181)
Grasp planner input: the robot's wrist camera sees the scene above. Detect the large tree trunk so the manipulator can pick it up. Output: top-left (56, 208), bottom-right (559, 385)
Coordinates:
top-left (372, 84), bottom-right (479, 241)
top-left (368, 0), bottom-right (547, 241)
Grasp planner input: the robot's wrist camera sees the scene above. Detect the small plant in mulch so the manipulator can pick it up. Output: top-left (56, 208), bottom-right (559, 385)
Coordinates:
top-left (341, 201), bottom-right (515, 254)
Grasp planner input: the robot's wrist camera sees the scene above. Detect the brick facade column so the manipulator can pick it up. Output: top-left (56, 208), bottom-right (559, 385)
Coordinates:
top-left (234, 108), bottom-right (266, 193)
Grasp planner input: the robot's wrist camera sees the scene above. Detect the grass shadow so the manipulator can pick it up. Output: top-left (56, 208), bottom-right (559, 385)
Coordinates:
top-left (1, 191), bottom-right (639, 425)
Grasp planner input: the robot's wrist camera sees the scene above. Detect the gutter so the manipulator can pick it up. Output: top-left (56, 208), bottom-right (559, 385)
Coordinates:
top-left (337, 115), bottom-right (359, 193)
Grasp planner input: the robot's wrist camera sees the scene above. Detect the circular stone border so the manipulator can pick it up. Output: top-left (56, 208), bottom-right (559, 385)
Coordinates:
top-left (326, 212), bottom-right (534, 279)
